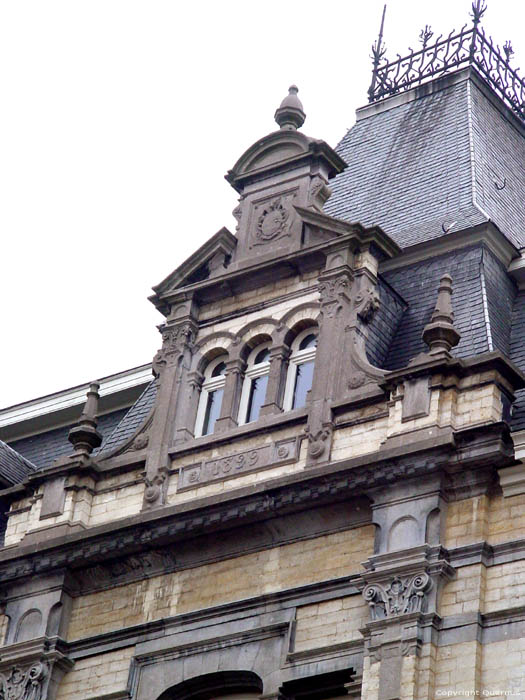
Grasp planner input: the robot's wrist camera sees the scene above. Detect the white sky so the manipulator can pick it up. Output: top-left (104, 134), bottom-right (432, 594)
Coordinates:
top-left (1, 0), bottom-right (524, 409)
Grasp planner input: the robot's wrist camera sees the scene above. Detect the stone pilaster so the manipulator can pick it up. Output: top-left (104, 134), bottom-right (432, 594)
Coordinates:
top-left (144, 295), bottom-right (198, 509)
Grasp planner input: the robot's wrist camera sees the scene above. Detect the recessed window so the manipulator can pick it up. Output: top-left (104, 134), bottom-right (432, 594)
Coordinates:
top-left (238, 343), bottom-right (271, 425)
top-left (283, 329), bottom-right (318, 411)
top-left (195, 355), bottom-right (227, 437)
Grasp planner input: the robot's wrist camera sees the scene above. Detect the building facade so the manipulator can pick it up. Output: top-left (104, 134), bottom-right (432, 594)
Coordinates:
top-left (1, 4), bottom-right (525, 699)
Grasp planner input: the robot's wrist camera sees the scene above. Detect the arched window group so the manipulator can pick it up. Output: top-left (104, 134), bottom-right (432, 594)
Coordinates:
top-left (194, 324), bottom-right (318, 438)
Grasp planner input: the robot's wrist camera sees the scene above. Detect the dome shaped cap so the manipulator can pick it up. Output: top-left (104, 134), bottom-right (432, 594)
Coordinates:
top-left (274, 85), bottom-right (306, 130)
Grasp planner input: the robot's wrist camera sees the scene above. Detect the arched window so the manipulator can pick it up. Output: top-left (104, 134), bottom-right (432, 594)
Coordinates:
top-left (283, 329), bottom-right (318, 411)
top-left (195, 355), bottom-right (227, 437)
top-left (238, 343), bottom-right (271, 424)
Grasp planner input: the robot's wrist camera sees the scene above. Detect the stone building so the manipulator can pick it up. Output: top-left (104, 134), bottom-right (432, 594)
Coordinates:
top-left (1, 3), bottom-right (525, 699)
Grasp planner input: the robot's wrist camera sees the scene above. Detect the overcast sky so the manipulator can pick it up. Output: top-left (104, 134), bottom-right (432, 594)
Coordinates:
top-left (1, 0), bottom-right (524, 409)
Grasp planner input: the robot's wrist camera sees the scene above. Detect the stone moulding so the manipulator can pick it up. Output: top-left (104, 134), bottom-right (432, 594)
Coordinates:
top-left (177, 437), bottom-right (300, 491)
top-left (0, 422), bottom-right (511, 586)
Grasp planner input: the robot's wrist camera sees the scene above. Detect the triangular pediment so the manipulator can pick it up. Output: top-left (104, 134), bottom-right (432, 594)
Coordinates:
top-left (150, 227), bottom-right (237, 311)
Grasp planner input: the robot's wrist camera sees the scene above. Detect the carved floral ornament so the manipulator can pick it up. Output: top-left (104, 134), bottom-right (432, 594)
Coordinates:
top-left (318, 274), bottom-right (352, 320)
top-left (152, 323), bottom-right (196, 376)
top-left (0, 662), bottom-right (48, 700)
top-left (363, 573), bottom-right (431, 620)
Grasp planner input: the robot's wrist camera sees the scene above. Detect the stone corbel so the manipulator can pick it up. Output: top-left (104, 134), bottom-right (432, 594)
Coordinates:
top-left (142, 466), bottom-right (169, 511)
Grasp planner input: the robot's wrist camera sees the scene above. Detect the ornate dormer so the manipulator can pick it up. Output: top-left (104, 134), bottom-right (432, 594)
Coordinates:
top-left (225, 86), bottom-right (347, 269)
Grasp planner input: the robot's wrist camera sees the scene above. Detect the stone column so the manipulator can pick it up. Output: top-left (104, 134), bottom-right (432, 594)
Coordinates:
top-left (260, 343), bottom-right (290, 417)
top-left (215, 356), bottom-right (245, 433)
top-left (174, 369), bottom-right (204, 444)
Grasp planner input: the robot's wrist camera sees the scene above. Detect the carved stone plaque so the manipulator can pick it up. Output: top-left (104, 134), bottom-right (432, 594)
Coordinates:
top-left (178, 437), bottom-right (298, 491)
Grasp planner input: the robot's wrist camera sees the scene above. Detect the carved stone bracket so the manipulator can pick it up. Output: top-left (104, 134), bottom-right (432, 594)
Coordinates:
top-left (142, 467), bottom-right (169, 510)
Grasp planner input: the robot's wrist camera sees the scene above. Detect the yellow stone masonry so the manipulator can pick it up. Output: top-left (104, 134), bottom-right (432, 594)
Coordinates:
top-left (435, 640), bottom-right (482, 697)
top-left (481, 638), bottom-right (525, 697)
top-left (444, 496), bottom-right (489, 549)
top-left (67, 525), bottom-right (374, 641)
top-left (56, 647), bottom-right (134, 700)
top-left (198, 271), bottom-right (319, 322)
top-left (293, 595), bottom-right (367, 652)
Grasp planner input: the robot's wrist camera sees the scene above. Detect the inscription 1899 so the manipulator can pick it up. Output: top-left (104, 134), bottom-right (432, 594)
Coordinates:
top-left (178, 438), bottom-right (297, 491)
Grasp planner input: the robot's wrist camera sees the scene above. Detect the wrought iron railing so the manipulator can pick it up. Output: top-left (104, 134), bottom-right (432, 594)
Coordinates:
top-left (368, 1), bottom-right (525, 123)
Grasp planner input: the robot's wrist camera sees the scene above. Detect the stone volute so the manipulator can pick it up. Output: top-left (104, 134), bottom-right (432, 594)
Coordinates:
top-left (422, 274), bottom-right (461, 355)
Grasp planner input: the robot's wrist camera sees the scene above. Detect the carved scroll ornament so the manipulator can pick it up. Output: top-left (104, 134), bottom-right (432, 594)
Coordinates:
top-left (363, 573), bottom-right (431, 620)
top-left (0, 662), bottom-right (48, 700)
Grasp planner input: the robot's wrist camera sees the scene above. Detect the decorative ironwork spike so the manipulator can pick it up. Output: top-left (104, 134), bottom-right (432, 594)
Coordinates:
top-left (471, 0), bottom-right (487, 25)
top-left (368, 4), bottom-right (387, 102)
top-left (419, 25), bottom-right (434, 48)
top-left (503, 41), bottom-right (514, 61)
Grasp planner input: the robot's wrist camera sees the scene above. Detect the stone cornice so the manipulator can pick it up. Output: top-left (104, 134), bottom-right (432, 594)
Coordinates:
top-left (0, 424), bottom-right (512, 588)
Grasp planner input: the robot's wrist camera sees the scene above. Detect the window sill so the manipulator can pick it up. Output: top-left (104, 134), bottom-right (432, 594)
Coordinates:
top-left (169, 407), bottom-right (308, 459)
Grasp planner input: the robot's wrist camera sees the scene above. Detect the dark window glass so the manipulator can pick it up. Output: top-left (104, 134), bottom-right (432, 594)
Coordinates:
top-left (292, 360), bottom-right (314, 409)
top-left (202, 387), bottom-right (224, 435)
top-left (211, 361), bottom-right (226, 377)
top-left (246, 374), bottom-right (268, 423)
top-left (254, 347), bottom-right (270, 364)
top-left (298, 333), bottom-right (317, 350)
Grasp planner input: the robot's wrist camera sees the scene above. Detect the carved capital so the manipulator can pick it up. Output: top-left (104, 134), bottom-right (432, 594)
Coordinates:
top-left (152, 322), bottom-right (197, 377)
top-left (363, 573), bottom-right (431, 620)
top-left (0, 661), bottom-right (48, 700)
top-left (318, 271), bottom-right (353, 320)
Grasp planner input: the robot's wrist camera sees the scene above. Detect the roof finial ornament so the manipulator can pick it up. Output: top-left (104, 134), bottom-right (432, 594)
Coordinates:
top-left (422, 275), bottom-right (461, 356)
top-left (368, 4), bottom-right (387, 102)
top-left (503, 41), bottom-right (514, 62)
top-left (68, 381), bottom-right (103, 457)
top-left (471, 0), bottom-right (487, 26)
top-left (419, 25), bottom-right (433, 49)
top-left (274, 85), bottom-right (306, 130)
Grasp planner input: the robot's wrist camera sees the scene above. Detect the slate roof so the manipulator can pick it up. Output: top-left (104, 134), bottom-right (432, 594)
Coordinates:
top-left (0, 440), bottom-right (36, 486)
top-left (510, 291), bottom-right (525, 431)
top-left (99, 380), bottom-right (157, 457)
top-left (9, 409), bottom-right (128, 471)
top-left (381, 246), bottom-right (516, 370)
top-left (325, 72), bottom-right (525, 251)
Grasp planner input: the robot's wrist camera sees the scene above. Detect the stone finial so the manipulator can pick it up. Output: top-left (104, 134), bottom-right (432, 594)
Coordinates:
top-left (274, 85), bottom-right (306, 130)
top-left (68, 382), bottom-right (103, 456)
top-left (422, 274), bottom-right (461, 355)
